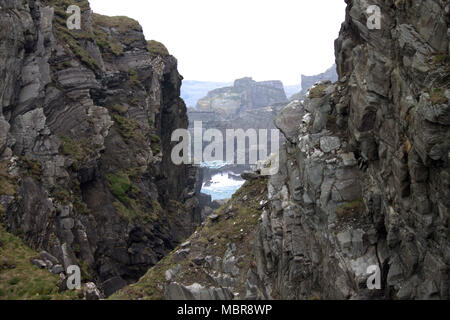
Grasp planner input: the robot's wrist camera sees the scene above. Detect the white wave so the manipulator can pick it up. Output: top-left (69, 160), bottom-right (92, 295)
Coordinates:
top-left (201, 172), bottom-right (245, 200)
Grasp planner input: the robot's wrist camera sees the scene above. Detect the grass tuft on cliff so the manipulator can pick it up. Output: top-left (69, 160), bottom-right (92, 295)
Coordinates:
top-left (335, 198), bottom-right (366, 221)
top-left (0, 225), bottom-right (80, 300)
top-left (0, 162), bottom-right (17, 197)
top-left (430, 88), bottom-right (448, 105)
top-left (112, 114), bottom-right (146, 144)
top-left (43, 0), bottom-right (100, 70)
top-left (91, 14), bottom-right (142, 34)
top-left (308, 82), bottom-right (329, 99)
top-left (147, 40), bottom-right (169, 59)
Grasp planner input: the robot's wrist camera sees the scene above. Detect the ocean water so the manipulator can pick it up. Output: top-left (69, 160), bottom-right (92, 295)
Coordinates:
top-left (199, 160), bottom-right (230, 169)
top-left (201, 172), bottom-right (245, 201)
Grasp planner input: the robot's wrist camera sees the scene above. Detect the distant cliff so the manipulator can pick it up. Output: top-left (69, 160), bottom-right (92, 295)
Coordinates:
top-left (290, 64), bottom-right (338, 101)
top-left (181, 80), bottom-right (232, 109)
top-left (196, 77), bottom-right (288, 118)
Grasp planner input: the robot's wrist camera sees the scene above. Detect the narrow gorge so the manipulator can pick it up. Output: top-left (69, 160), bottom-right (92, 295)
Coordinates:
top-left (0, 0), bottom-right (449, 301)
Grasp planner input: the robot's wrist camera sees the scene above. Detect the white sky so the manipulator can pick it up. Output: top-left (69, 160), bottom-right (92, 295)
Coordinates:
top-left (88, 0), bottom-right (346, 85)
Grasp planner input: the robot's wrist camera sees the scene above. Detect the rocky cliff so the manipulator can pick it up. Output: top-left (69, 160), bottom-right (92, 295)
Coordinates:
top-left (116, 0), bottom-right (449, 300)
top-left (0, 0), bottom-right (200, 297)
top-left (196, 77), bottom-right (288, 118)
top-left (253, 0), bottom-right (449, 300)
top-left (188, 78), bottom-right (288, 207)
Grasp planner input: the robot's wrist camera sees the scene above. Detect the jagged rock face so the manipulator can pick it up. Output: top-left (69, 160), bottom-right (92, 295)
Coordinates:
top-left (252, 0), bottom-right (449, 299)
top-left (107, 1), bottom-right (449, 301)
top-left (0, 0), bottom-right (200, 296)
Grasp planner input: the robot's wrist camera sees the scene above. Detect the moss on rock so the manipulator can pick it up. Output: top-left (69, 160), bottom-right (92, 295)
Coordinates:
top-left (147, 40), bottom-right (169, 59)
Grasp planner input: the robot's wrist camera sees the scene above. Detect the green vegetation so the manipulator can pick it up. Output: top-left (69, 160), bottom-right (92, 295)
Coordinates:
top-left (91, 14), bottom-right (141, 34)
top-left (150, 134), bottom-right (161, 155)
top-left (54, 188), bottom-right (71, 205)
top-left (308, 83), bottom-right (328, 99)
top-left (41, 0), bottom-right (99, 70)
top-left (433, 54), bottom-right (448, 65)
top-left (92, 14), bottom-right (125, 56)
top-left (113, 200), bottom-right (151, 223)
top-left (147, 40), bottom-right (169, 59)
top-left (128, 68), bottom-right (142, 89)
top-left (110, 104), bottom-right (129, 115)
top-left (0, 225), bottom-right (80, 300)
top-left (92, 27), bottom-right (123, 56)
top-left (20, 157), bottom-right (42, 182)
top-left (430, 88), bottom-right (448, 105)
top-left (106, 171), bottom-right (159, 223)
top-left (58, 135), bottom-right (94, 164)
top-left (0, 161), bottom-right (17, 196)
top-left (113, 114), bottom-right (145, 144)
top-left (106, 172), bottom-right (133, 205)
top-left (73, 195), bottom-right (92, 216)
top-left (335, 199), bottom-right (366, 220)
top-left (111, 177), bottom-right (268, 300)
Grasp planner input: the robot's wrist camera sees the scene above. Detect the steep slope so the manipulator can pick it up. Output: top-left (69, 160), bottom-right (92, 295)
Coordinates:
top-left (112, 175), bottom-right (268, 300)
top-left (116, 0), bottom-right (449, 300)
top-left (0, 0), bottom-right (200, 297)
top-left (0, 224), bottom-right (81, 300)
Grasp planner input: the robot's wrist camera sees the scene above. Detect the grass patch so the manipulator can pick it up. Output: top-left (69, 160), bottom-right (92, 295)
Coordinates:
top-left (91, 14), bottom-right (141, 34)
top-left (106, 172), bottom-right (133, 205)
top-left (54, 188), bottom-right (71, 205)
top-left (58, 135), bottom-right (94, 165)
top-left (147, 40), bottom-right (169, 59)
top-left (128, 68), bottom-right (142, 89)
top-left (112, 114), bottom-right (145, 144)
top-left (308, 83), bottom-right (329, 99)
top-left (0, 225), bottom-right (80, 300)
top-left (430, 88), bottom-right (448, 105)
top-left (42, 0), bottom-right (99, 70)
top-left (150, 134), bottom-right (161, 155)
top-left (0, 161), bottom-right (17, 196)
top-left (19, 157), bottom-right (42, 182)
top-left (335, 199), bottom-right (365, 220)
top-left (433, 54), bottom-right (448, 65)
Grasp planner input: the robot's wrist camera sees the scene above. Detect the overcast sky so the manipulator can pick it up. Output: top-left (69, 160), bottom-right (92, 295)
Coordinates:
top-left (89, 0), bottom-right (346, 85)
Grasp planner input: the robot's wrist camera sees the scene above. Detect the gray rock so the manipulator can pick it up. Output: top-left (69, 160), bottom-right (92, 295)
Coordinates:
top-left (192, 255), bottom-right (205, 266)
top-left (164, 282), bottom-right (234, 300)
top-left (40, 251), bottom-right (59, 265)
top-left (51, 264), bottom-right (64, 274)
top-left (165, 264), bottom-right (182, 282)
top-left (241, 171), bottom-right (260, 181)
top-left (320, 136), bottom-right (341, 153)
top-left (31, 259), bottom-right (47, 269)
top-left (274, 101), bottom-right (305, 142)
top-left (209, 214), bottom-right (219, 222)
top-left (102, 276), bottom-right (128, 297)
top-left (83, 282), bottom-right (103, 300)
